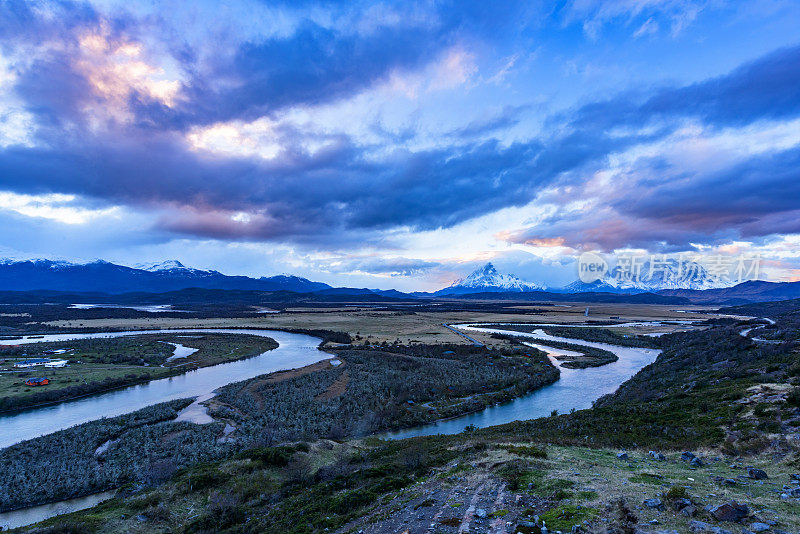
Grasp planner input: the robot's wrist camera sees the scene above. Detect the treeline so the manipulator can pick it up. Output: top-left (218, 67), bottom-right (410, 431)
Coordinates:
top-left (276, 328), bottom-right (352, 345)
top-left (490, 332), bottom-right (619, 368)
top-left (0, 372), bottom-right (156, 413)
top-left (213, 346), bottom-right (559, 443)
top-left (483, 323), bottom-right (660, 348)
top-left (0, 399), bottom-right (229, 512)
top-left (483, 322), bottom-right (800, 451)
top-left (0, 343), bottom-right (558, 511)
top-left (0, 334), bottom-right (278, 414)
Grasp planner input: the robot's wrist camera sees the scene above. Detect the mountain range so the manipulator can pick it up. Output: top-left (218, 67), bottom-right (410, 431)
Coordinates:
top-left (0, 258), bottom-right (797, 304)
top-left (0, 259), bottom-right (330, 294)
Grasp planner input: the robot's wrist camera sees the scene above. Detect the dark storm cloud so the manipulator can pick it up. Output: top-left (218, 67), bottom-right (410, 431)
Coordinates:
top-left (0, 1), bottom-right (799, 250)
top-left (132, 0), bottom-right (539, 128)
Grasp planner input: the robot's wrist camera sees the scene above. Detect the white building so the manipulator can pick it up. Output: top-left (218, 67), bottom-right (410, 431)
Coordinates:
top-left (44, 359), bottom-right (69, 368)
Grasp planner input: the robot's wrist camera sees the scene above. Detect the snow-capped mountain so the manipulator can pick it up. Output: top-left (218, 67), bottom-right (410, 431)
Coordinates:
top-left (436, 263), bottom-right (546, 295)
top-left (136, 260), bottom-right (196, 272)
top-left (564, 258), bottom-right (737, 293)
top-left (0, 258), bottom-right (331, 294)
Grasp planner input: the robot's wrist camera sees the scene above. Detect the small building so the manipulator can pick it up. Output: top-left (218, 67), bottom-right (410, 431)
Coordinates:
top-left (44, 359), bottom-right (69, 368)
top-left (14, 358), bottom-right (51, 368)
top-left (25, 377), bottom-right (49, 386)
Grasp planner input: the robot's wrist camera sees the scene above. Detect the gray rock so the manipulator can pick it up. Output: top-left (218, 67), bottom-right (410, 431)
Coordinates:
top-left (789, 487), bottom-right (800, 497)
top-left (690, 457), bottom-right (704, 467)
top-left (709, 501), bottom-right (749, 522)
top-left (643, 498), bottom-right (663, 508)
top-left (748, 468), bottom-right (768, 480)
top-left (672, 497), bottom-right (692, 510)
top-left (682, 451), bottom-right (697, 461)
top-left (680, 505), bottom-right (698, 517)
top-left (617, 452), bottom-right (629, 460)
top-left (749, 523), bottom-right (770, 532)
top-left (475, 508), bottom-right (487, 518)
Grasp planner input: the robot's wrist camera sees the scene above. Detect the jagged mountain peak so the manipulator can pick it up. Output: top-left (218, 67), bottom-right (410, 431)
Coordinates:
top-left (564, 257), bottom-right (740, 293)
top-left (437, 262), bottom-right (546, 294)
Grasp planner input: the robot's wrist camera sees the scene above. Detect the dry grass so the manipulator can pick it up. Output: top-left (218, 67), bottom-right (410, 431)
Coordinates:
top-left (43, 303), bottom-right (722, 346)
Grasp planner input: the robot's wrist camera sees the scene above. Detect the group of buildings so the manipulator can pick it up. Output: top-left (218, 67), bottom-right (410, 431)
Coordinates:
top-left (9, 353), bottom-right (71, 387)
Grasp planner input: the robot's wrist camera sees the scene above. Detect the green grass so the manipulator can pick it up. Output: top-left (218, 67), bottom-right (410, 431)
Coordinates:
top-left (0, 333), bottom-right (277, 412)
top-left (540, 504), bottom-right (596, 531)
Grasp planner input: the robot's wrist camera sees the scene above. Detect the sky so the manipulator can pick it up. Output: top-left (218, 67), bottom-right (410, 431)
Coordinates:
top-left (0, 0), bottom-right (799, 290)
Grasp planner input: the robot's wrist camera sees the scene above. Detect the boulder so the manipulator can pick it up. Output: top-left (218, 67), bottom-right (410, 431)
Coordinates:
top-left (709, 501), bottom-right (749, 522)
top-left (617, 452), bottom-right (629, 460)
top-left (748, 468), bottom-right (768, 480)
top-left (671, 497), bottom-right (692, 510)
top-left (690, 457), bottom-right (704, 467)
top-left (681, 452), bottom-right (696, 461)
top-left (748, 523), bottom-right (770, 532)
top-left (475, 508), bottom-right (487, 519)
top-left (643, 498), bottom-right (663, 509)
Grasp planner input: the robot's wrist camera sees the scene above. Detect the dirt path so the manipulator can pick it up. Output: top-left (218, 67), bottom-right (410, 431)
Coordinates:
top-left (338, 469), bottom-right (545, 534)
top-left (315, 368), bottom-right (348, 400)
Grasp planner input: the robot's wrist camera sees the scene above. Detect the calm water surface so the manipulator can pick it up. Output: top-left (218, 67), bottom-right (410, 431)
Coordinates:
top-left (384, 324), bottom-right (660, 439)
top-left (0, 329), bottom-right (326, 449)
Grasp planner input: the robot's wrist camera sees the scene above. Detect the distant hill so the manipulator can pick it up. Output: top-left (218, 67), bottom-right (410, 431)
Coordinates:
top-left (443, 290), bottom-right (689, 304)
top-left (0, 259), bottom-right (331, 294)
top-left (657, 280), bottom-right (800, 304)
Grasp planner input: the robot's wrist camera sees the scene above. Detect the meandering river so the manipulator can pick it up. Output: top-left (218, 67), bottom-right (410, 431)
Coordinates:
top-left (0, 329), bottom-right (327, 449)
top-left (383, 323), bottom-right (660, 440)
top-left (0, 323), bottom-right (663, 529)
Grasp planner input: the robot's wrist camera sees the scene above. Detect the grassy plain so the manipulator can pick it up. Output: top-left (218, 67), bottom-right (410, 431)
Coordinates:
top-left (42, 302), bottom-right (721, 346)
top-left (0, 334), bottom-right (277, 412)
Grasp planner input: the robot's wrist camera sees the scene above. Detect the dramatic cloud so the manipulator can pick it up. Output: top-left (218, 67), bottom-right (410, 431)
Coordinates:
top-left (0, 0), bottom-right (799, 286)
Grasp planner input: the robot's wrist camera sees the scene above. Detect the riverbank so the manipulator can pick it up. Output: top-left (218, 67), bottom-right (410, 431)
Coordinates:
top-left (0, 331), bottom-right (559, 514)
top-left (0, 333), bottom-right (278, 414)
top-left (14, 303), bottom-right (799, 534)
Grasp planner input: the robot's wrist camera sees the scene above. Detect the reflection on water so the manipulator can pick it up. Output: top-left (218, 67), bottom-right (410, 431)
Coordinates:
top-left (0, 329), bottom-right (326, 449)
top-left (384, 324), bottom-right (659, 440)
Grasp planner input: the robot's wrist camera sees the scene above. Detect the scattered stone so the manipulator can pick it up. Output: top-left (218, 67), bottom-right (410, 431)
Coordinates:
top-left (709, 501), bottom-right (749, 523)
top-left (748, 468), bottom-right (768, 480)
top-left (671, 497), bottom-right (692, 510)
top-left (749, 523), bottom-right (771, 532)
top-left (681, 452), bottom-right (697, 461)
top-left (475, 508), bottom-right (487, 519)
top-left (723, 479), bottom-right (737, 486)
top-left (649, 451), bottom-right (666, 461)
top-left (643, 498), bottom-right (663, 509)
top-left (690, 457), bottom-right (704, 468)
top-left (688, 520), bottom-right (734, 534)
top-left (789, 488), bottom-right (800, 497)
top-left (617, 452), bottom-right (629, 460)
top-left (680, 505), bottom-right (698, 517)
